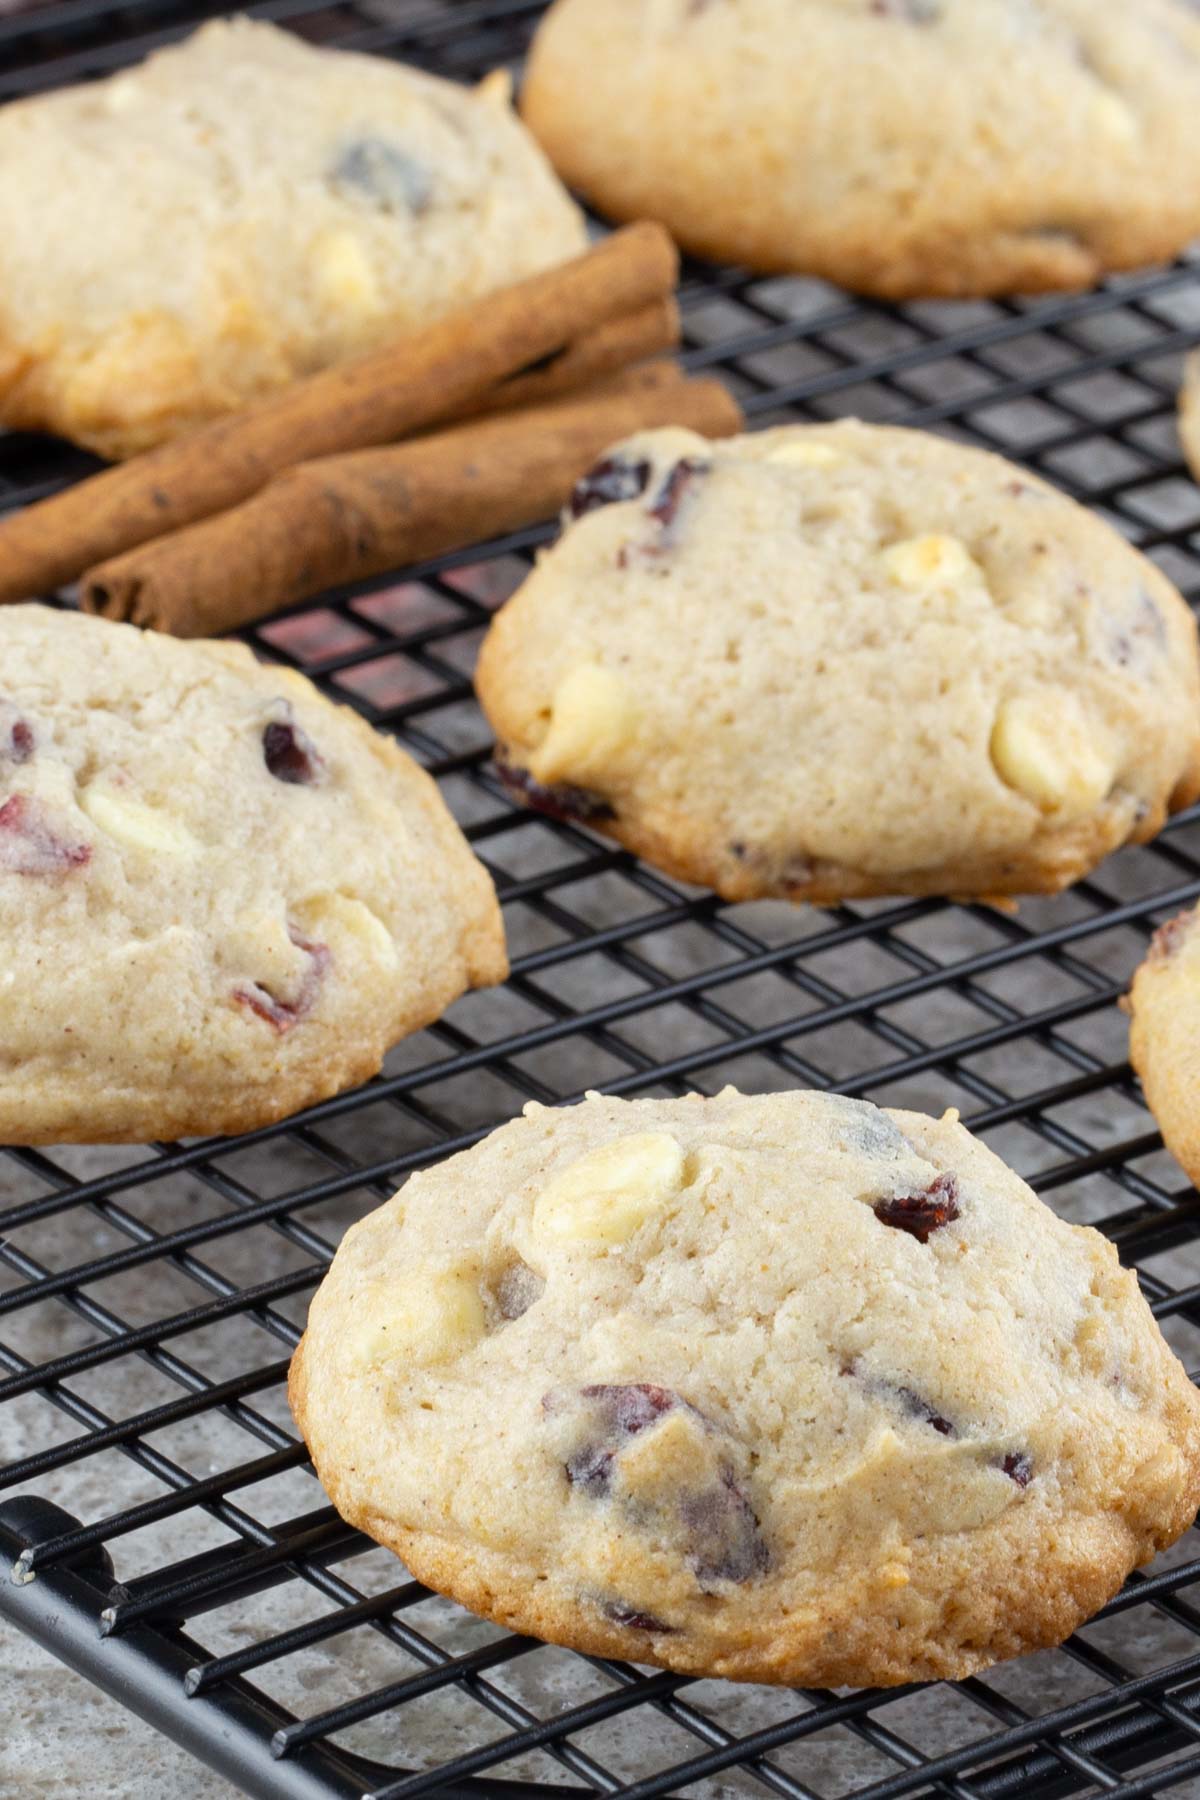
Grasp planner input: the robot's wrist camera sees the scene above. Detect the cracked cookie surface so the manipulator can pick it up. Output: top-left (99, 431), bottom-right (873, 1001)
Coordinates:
top-left (522, 0), bottom-right (1200, 297)
top-left (0, 604), bottom-right (506, 1143)
top-left (0, 17), bottom-right (585, 458)
top-left (290, 1086), bottom-right (1200, 1686)
top-left (476, 421), bottom-right (1200, 904)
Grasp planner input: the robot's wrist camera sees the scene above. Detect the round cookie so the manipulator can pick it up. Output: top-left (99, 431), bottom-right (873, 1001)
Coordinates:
top-left (522, 0), bottom-right (1200, 299)
top-left (1127, 908), bottom-right (1200, 1186)
top-left (0, 18), bottom-right (586, 459)
top-left (0, 604), bottom-right (506, 1143)
top-left (290, 1086), bottom-right (1200, 1687)
top-left (475, 421), bottom-right (1200, 904)
top-left (1179, 352), bottom-right (1200, 487)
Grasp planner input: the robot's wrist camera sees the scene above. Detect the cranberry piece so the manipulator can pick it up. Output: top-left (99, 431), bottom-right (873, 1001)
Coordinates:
top-left (600, 1600), bottom-right (675, 1634)
top-left (648, 457), bottom-right (708, 531)
top-left (0, 795), bottom-right (90, 876)
top-left (494, 756), bottom-right (614, 825)
top-left (263, 718), bottom-right (325, 787)
top-left (681, 1465), bottom-right (769, 1587)
top-left (900, 1387), bottom-right (955, 1436)
top-left (545, 1384), bottom-right (768, 1586)
top-left (873, 1172), bottom-right (961, 1243)
top-left (547, 1382), bottom-right (677, 1496)
top-left (234, 930), bottom-right (330, 1034)
top-left (841, 1361), bottom-right (956, 1436)
top-left (0, 700), bottom-right (34, 764)
top-left (1002, 1452), bottom-right (1033, 1488)
top-left (494, 1259), bottom-right (544, 1321)
top-left (1148, 913), bottom-right (1194, 963)
top-left (570, 456), bottom-right (652, 518)
top-left (331, 138), bottom-right (432, 213)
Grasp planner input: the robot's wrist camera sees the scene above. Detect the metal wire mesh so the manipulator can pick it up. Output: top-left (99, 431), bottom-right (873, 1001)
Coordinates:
top-left (4, 3), bottom-right (1200, 1796)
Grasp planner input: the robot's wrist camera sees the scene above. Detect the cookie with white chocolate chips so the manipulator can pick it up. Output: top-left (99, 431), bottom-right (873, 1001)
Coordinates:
top-left (522, 0), bottom-right (1200, 297)
top-left (0, 605), bottom-right (506, 1143)
top-left (290, 1087), bottom-right (1200, 1687)
top-left (1127, 907), bottom-right (1200, 1188)
top-left (0, 17), bottom-right (585, 458)
top-left (476, 421), bottom-right (1200, 904)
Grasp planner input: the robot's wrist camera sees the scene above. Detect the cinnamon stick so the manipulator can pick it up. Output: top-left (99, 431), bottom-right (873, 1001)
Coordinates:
top-left (472, 296), bottom-right (678, 417)
top-left (82, 368), bottom-right (741, 637)
top-left (0, 222), bottom-right (678, 604)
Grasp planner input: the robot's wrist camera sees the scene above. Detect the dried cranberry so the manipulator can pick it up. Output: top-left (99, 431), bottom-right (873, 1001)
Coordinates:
top-left (873, 1172), bottom-right (961, 1243)
top-left (681, 1466), bottom-right (769, 1587)
top-left (0, 700), bottom-right (34, 764)
top-left (0, 795), bottom-right (90, 876)
top-left (648, 457), bottom-right (708, 531)
top-left (1148, 913), bottom-right (1194, 963)
top-left (841, 1361), bottom-right (955, 1437)
top-left (494, 756), bottom-right (614, 825)
top-left (900, 1387), bottom-right (955, 1436)
top-left (547, 1383), bottom-right (677, 1495)
top-left (570, 456), bottom-right (652, 518)
top-left (494, 1259), bottom-right (543, 1321)
top-left (331, 138), bottom-right (432, 213)
top-left (1001, 1452), bottom-right (1033, 1488)
top-left (263, 718), bottom-right (325, 787)
top-left (599, 1600), bottom-right (675, 1634)
top-left (233, 930), bottom-right (330, 1034)
top-left (545, 1384), bottom-right (768, 1587)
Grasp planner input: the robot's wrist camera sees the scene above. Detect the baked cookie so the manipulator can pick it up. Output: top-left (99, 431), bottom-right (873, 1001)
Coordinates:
top-left (0, 605), bottom-right (506, 1143)
top-left (1127, 908), bottom-right (1200, 1187)
top-left (291, 1086), bottom-right (1200, 1687)
top-left (475, 421), bottom-right (1200, 904)
top-left (522, 0), bottom-right (1200, 298)
top-left (0, 19), bottom-right (585, 459)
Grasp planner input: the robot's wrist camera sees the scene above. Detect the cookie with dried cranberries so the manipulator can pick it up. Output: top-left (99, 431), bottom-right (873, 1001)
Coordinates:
top-left (291, 1086), bottom-right (1200, 1687)
top-left (0, 604), bottom-right (506, 1142)
top-left (476, 421), bottom-right (1200, 904)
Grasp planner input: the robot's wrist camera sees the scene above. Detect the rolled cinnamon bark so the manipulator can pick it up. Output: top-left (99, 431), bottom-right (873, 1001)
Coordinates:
top-left (472, 296), bottom-right (678, 416)
top-left (82, 368), bottom-right (741, 637)
top-left (0, 222), bottom-right (678, 604)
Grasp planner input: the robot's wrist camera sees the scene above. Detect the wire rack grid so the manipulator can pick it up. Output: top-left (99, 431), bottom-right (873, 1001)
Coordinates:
top-left (3, 3), bottom-right (1200, 1798)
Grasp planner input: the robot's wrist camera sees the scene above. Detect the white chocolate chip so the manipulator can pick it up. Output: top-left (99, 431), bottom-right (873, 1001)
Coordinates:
top-left (313, 231), bottom-right (380, 313)
top-left (766, 440), bottom-right (845, 469)
top-left (296, 894), bottom-right (398, 969)
top-left (990, 690), bottom-right (1114, 816)
top-left (531, 1131), bottom-right (685, 1248)
top-left (1089, 91), bottom-right (1138, 144)
top-left (529, 663), bottom-right (638, 786)
top-left (344, 1265), bottom-right (486, 1372)
top-left (103, 76), bottom-right (142, 115)
top-left (881, 534), bottom-right (983, 592)
top-left (81, 787), bottom-right (200, 857)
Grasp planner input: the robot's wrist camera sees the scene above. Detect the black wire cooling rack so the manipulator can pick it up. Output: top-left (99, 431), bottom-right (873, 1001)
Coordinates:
top-left (4, 3), bottom-right (1200, 1797)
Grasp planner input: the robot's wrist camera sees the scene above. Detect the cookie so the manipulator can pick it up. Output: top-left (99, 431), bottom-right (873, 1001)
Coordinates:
top-left (0, 19), bottom-right (586, 459)
top-left (475, 421), bottom-right (1200, 904)
top-left (290, 1086), bottom-right (1200, 1687)
top-left (1127, 908), bottom-right (1200, 1186)
top-left (0, 604), bottom-right (506, 1143)
top-left (1179, 352), bottom-right (1200, 486)
top-left (522, 0), bottom-right (1200, 298)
